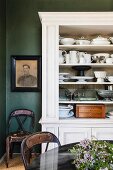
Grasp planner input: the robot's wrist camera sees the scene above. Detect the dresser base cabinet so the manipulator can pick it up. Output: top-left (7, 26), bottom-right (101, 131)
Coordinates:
top-left (41, 121), bottom-right (113, 150)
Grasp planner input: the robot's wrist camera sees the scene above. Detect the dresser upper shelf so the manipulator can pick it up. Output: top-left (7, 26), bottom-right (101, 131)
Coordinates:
top-left (59, 45), bottom-right (113, 52)
top-left (59, 64), bottom-right (113, 67)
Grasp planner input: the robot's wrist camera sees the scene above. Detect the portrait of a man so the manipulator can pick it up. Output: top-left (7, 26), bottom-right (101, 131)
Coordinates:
top-left (17, 64), bottom-right (37, 87)
top-left (16, 60), bottom-right (38, 87)
top-left (11, 55), bottom-right (41, 92)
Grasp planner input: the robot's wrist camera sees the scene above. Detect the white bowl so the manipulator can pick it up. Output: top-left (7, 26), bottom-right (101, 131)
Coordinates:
top-left (60, 38), bottom-right (75, 45)
top-left (94, 71), bottom-right (106, 78)
top-left (94, 71), bottom-right (106, 82)
top-left (59, 105), bottom-right (73, 118)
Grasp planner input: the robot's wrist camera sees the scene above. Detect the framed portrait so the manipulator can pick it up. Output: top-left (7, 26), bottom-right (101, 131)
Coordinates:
top-left (11, 55), bottom-right (41, 92)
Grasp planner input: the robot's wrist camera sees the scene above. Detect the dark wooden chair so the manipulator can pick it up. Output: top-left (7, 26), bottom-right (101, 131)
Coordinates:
top-left (6, 109), bottom-right (35, 168)
top-left (21, 131), bottom-right (61, 170)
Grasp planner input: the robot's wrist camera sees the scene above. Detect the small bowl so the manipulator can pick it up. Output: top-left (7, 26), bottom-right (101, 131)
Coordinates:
top-left (94, 71), bottom-right (106, 78)
top-left (94, 71), bottom-right (106, 82)
top-left (60, 38), bottom-right (75, 45)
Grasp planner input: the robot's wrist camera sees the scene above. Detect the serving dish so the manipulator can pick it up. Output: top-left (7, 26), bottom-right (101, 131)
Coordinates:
top-left (94, 71), bottom-right (106, 82)
top-left (60, 38), bottom-right (75, 45)
top-left (97, 90), bottom-right (113, 100)
top-left (59, 105), bottom-right (73, 118)
top-left (91, 36), bottom-right (110, 45)
top-left (75, 37), bottom-right (90, 45)
top-left (73, 89), bottom-right (98, 101)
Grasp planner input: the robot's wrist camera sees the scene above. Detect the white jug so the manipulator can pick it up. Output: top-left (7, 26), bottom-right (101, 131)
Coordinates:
top-left (69, 51), bottom-right (78, 64)
top-left (65, 53), bottom-right (70, 64)
top-left (83, 53), bottom-right (91, 63)
top-left (59, 50), bottom-right (66, 64)
top-left (79, 52), bottom-right (86, 64)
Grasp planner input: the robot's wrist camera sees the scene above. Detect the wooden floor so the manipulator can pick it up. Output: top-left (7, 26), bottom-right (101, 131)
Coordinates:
top-left (0, 155), bottom-right (24, 170)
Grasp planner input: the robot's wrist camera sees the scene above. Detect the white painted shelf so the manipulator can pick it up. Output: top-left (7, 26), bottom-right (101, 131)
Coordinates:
top-left (59, 45), bottom-right (113, 52)
top-left (59, 82), bottom-right (113, 85)
top-left (59, 64), bottom-right (113, 67)
top-left (59, 100), bottom-right (113, 104)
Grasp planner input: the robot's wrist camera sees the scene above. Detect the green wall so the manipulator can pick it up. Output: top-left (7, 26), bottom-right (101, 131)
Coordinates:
top-left (0, 0), bottom-right (6, 158)
top-left (0, 0), bottom-right (111, 158)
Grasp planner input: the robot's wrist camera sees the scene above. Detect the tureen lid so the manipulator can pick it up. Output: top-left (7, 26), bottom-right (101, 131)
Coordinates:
top-left (92, 35), bottom-right (108, 41)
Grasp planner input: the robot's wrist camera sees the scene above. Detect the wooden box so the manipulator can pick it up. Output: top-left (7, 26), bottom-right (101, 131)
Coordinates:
top-left (75, 104), bottom-right (106, 118)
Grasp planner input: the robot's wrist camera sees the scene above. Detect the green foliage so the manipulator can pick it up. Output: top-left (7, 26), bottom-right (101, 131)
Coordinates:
top-left (69, 139), bottom-right (113, 170)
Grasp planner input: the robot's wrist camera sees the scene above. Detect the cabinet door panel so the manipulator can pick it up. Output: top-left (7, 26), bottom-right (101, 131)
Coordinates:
top-left (92, 128), bottom-right (113, 140)
top-left (59, 127), bottom-right (91, 145)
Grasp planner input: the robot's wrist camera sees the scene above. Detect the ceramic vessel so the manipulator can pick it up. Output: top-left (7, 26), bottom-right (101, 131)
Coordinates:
top-left (75, 37), bottom-right (90, 45)
top-left (59, 105), bottom-right (73, 118)
top-left (94, 71), bottom-right (106, 82)
top-left (91, 36), bottom-right (110, 45)
top-left (60, 38), bottom-right (75, 45)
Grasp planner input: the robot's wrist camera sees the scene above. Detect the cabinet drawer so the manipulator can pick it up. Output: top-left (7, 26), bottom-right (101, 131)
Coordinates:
top-left (75, 104), bottom-right (105, 118)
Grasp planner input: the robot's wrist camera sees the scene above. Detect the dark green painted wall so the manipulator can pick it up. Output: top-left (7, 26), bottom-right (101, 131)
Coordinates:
top-left (0, 0), bottom-right (111, 158)
top-left (0, 0), bottom-right (6, 158)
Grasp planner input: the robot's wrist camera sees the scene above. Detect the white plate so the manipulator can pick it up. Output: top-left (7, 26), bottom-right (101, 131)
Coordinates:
top-left (70, 76), bottom-right (94, 82)
top-left (59, 73), bottom-right (70, 75)
top-left (71, 76), bottom-right (93, 79)
top-left (59, 111), bottom-right (74, 118)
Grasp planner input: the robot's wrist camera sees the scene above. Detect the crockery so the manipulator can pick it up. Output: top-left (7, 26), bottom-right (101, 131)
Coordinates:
top-left (69, 50), bottom-right (79, 64)
top-left (97, 90), bottom-right (113, 100)
top-left (109, 37), bottom-right (113, 43)
top-left (94, 71), bottom-right (106, 82)
top-left (91, 35), bottom-right (110, 45)
top-left (106, 57), bottom-right (113, 64)
top-left (60, 38), bottom-right (75, 45)
top-left (59, 50), bottom-right (66, 64)
top-left (59, 105), bottom-right (73, 118)
top-left (75, 37), bottom-right (90, 45)
top-left (92, 53), bottom-right (110, 63)
top-left (71, 76), bottom-right (94, 82)
top-left (59, 73), bottom-right (70, 82)
top-left (107, 76), bottom-right (113, 82)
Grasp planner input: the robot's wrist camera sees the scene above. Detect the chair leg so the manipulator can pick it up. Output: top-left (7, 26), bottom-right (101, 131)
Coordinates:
top-left (6, 137), bottom-right (10, 168)
top-left (10, 143), bottom-right (14, 159)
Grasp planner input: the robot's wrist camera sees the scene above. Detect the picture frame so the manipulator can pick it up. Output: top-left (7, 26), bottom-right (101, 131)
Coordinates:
top-left (11, 55), bottom-right (41, 92)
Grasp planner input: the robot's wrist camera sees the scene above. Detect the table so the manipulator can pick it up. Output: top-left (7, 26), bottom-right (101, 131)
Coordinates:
top-left (27, 140), bottom-right (113, 170)
top-left (27, 143), bottom-right (77, 170)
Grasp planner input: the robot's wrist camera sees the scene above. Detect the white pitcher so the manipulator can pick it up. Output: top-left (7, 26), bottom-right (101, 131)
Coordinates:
top-left (79, 52), bottom-right (86, 64)
top-left (83, 53), bottom-right (91, 63)
top-left (69, 51), bottom-right (78, 64)
top-left (59, 50), bottom-right (66, 64)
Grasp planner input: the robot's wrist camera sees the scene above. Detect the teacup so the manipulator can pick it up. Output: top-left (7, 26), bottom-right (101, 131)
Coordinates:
top-left (106, 57), bottom-right (113, 64)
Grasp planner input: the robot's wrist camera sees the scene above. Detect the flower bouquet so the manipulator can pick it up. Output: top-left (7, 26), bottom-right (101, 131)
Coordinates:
top-left (69, 139), bottom-right (113, 170)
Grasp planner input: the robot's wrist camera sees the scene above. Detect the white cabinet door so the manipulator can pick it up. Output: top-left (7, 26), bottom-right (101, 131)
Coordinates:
top-left (59, 127), bottom-right (91, 145)
top-left (92, 128), bottom-right (113, 140)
